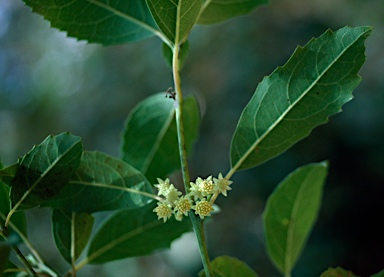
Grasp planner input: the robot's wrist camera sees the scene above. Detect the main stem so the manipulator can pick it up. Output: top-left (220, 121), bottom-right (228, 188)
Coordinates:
top-left (172, 44), bottom-right (213, 277)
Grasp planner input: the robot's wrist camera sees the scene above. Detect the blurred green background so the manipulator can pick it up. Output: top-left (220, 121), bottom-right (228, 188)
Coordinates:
top-left (1, 0), bottom-right (383, 276)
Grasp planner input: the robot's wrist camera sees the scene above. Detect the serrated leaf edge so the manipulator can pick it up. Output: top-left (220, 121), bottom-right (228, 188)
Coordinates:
top-left (229, 27), bottom-right (371, 174)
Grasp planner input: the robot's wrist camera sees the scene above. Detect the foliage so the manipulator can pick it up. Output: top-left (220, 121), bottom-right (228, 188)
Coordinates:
top-left (0, 0), bottom-right (378, 276)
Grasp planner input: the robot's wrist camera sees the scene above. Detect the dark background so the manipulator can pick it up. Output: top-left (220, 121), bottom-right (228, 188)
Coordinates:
top-left (1, 0), bottom-right (383, 276)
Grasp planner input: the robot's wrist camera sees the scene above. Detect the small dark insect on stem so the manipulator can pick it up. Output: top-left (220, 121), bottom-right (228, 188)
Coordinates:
top-left (165, 87), bottom-right (176, 100)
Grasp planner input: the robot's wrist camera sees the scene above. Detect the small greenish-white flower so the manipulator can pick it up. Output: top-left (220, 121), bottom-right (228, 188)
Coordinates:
top-left (154, 178), bottom-right (171, 197)
top-left (165, 184), bottom-right (182, 205)
top-left (193, 199), bottom-right (214, 219)
top-left (153, 202), bottom-right (172, 222)
top-left (213, 173), bottom-right (233, 197)
top-left (174, 196), bottom-right (192, 221)
top-left (198, 176), bottom-right (215, 196)
top-left (189, 181), bottom-right (204, 201)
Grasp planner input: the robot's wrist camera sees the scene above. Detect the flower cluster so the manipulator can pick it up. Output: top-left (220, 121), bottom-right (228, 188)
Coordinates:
top-left (153, 174), bottom-right (233, 222)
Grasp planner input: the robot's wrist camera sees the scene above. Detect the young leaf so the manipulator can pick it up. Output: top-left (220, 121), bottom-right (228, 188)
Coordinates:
top-left (263, 161), bottom-right (328, 275)
top-left (120, 93), bottom-right (199, 184)
top-left (43, 151), bottom-right (153, 213)
top-left (199, 256), bottom-right (259, 277)
top-left (146, 0), bottom-right (202, 43)
top-left (320, 267), bottom-right (358, 277)
top-left (52, 209), bottom-right (94, 264)
top-left (22, 0), bottom-right (161, 45)
top-left (198, 0), bottom-right (267, 25)
top-left (86, 202), bottom-right (192, 263)
top-left (10, 132), bottom-right (83, 210)
top-left (230, 26), bottom-right (372, 172)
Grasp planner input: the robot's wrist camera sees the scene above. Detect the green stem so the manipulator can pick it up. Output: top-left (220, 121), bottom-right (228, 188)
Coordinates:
top-left (190, 215), bottom-right (213, 276)
top-left (172, 44), bottom-right (213, 277)
top-left (172, 45), bottom-right (190, 191)
top-left (1, 226), bottom-right (39, 277)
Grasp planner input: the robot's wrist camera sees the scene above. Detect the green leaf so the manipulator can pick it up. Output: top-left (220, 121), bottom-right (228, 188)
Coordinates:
top-left (146, 0), bottom-right (202, 43)
top-left (22, 0), bottom-right (160, 45)
top-left (230, 26), bottom-right (372, 172)
top-left (44, 151), bottom-right (153, 213)
top-left (199, 256), bottom-right (259, 277)
top-left (0, 183), bottom-right (27, 242)
top-left (87, 202), bottom-right (191, 263)
top-left (120, 93), bottom-right (199, 184)
top-left (52, 209), bottom-right (94, 264)
top-left (0, 243), bottom-right (11, 276)
top-left (0, 164), bottom-right (18, 186)
top-left (1, 261), bottom-right (19, 277)
top-left (198, 0), bottom-right (267, 25)
top-left (320, 267), bottom-right (359, 277)
top-left (162, 40), bottom-right (190, 69)
top-left (10, 132), bottom-right (83, 210)
top-left (263, 162), bottom-right (328, 275)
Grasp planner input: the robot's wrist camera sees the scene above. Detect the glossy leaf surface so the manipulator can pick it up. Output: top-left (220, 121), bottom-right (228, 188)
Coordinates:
top-left (263, 162), bottom-right (328, 275)
top-left (10, 132), bottom-right (83, 210)
top-left (44, 151), bottom-right (153, 213)
top-left (22, 0), bottom-right (159, 45)
top-left (120, 93), bottom-right (199, 184)
top-left (87, 202), bottom-right (191, 263)
top-left (199, 256), bottom-right (259, 277)
top-left (52, 209), bottom-right (94, 264)
top-left (146, 0), bottom-right (202, 43)
top-left (230, 26), bottom-right (372, 171)
top-left (198, 0), bottom-right (267, 25)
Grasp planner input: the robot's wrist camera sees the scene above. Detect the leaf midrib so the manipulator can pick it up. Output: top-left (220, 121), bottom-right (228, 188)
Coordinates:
top-left (13, 139), bottom-right (80, 209)
top-left (284, 168), bottom-right (314, 274)
top-left (230, 31), bottom-right (364, 174)
top-left (86, 219), bottom-right (161, 263)
top-left (140, 108), bottom-right (175, 174)
top-left (87, 0), bottom-right (172, 46)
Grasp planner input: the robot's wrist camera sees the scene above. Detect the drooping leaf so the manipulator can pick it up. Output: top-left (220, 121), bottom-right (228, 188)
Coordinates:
top-left (199, 256), bottom-right (259, 277)
top-left (230, 26), bottom-right (372, 172)
top-left (22, 0), bottom-right (160, 45)
top-left (320, 267), bottom-right (358, 277)
top-left (0, 183), bottom-right (27, 242)
top-left (44, 151), bottom-right (153, 213)
top-left (371, 270), bottom-right (384, 277)
top-left (162, 40), bottom-right (190, 69)
top-left (198, 0), bottom-right (267, 25)
top-left (10, 132), bottom-right (83, 210)
top-left (52, 209), bottom-right (94, 264)
top-left (87, 202), bottom-right (191, 263)
top-left (263, 162), bottom-right (328, 275)
top-left (146, 0), bottom-right (202, 43)
top-left (120, 93), bottom-right (199, 184)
